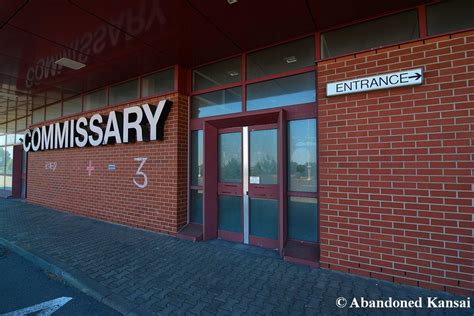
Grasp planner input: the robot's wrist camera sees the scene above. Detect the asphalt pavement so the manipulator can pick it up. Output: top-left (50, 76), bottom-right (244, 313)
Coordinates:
top-left (0, 246), bottom-right (119, 316)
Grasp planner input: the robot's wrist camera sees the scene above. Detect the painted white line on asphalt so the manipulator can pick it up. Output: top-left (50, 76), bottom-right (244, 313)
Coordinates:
top-left (1, 297), bottom-right (72, 316)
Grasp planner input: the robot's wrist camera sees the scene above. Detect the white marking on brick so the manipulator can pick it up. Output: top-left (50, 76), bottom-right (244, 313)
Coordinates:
top-left (1, 297), bottom-right (72, 316)
top-left (86, 160), bottom-right (95, 176)
top-left (133, 157), bottom-right (148, 189)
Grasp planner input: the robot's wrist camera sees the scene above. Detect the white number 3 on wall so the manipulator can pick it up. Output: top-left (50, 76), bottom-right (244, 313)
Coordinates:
top-left (133, 157), bottom-right (148, 189)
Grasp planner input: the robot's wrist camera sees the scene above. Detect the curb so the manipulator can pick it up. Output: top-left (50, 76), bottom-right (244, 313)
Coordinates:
top-left (0, 237), bottom-right (154, 316)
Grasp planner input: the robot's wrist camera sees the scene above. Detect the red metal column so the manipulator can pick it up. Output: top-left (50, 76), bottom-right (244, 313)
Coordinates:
top-left (11, 145), bottom-right (24, 198)
top-left (203, 122), bottom-right (218, 240)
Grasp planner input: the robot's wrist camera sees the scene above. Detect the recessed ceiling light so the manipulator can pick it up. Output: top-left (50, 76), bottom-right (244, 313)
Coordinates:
top-left (285, 56), bottom-right (297, 64)
top-left (227, 0), bottom-right (238, 4)
top-left (55, 57), bottom-right (86, 70)
top-left (227, 70), bottom-right (239, 77)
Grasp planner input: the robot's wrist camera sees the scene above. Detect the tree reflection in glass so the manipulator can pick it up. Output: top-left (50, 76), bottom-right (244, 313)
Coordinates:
top-left (219, 133), bottom-right (242, 183)
top-left (250, 129), bottom-right (278, 184)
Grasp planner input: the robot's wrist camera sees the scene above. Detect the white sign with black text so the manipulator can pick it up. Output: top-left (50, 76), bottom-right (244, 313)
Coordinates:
top-left (326, 68), bottom-right (423, 96)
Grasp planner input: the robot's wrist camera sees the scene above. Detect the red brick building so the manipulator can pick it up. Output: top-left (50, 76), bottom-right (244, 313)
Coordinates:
top-left (0, 0), bottom-right (472, 296)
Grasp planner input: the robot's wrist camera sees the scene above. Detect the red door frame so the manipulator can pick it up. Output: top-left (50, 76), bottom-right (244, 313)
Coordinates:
top-left (203, 109), bottom-right (286, 252)
top-left (217, 127), bottom-right (244, 243)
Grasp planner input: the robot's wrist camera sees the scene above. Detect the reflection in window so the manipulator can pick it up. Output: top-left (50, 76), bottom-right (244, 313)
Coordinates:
top-left (191, 87), bottom-right (241, 118)
top-left (218, 195), bottom-right (242, 233)
top-left (190, 189), bottom-right (203, 224)
top-left (45, 103), bottom-right (62, 120)
top-left (16, 117), bottom-right (27, 131)
top-left (0, 147), bottom-right (5, 173)
top-left (219, 132), bottom-right (242, 183)
top-left (250, 198), bottom-right (278, 240)
top-left (288, 197), bottom-right (318, 242)
top-left (5, 146), bottom-right (13, 174)
top-left (250, 129), bottom-right (278, 185)
top-left (6, 121), bottom-right (15, 145)
top-left (32, 108), bottom-right (44, 124)
top-left (427, 0), bottom-right (474, 36)
top-left (4, 175), bottom-right (12, 190)
top-left (84, 89), bottom-right (106, 111)
top-left (63, 97), bottom-right (82, 116)
top-left (193, 57), bottom-right (241, 91)
top-left (247, 37), bottom-right (314, 80)
top-left (246, 72), bottom-right (315, 111)
top-left (191, 130), bottom-right (203, 186)
top-left (109, 79), bottom-right (138, 105)
top-left (142, 68), bottom-right (175, 97)
top-left (288, 119), bottom-right (317, 192)
top-left (321, 10), bottom-right (419, 58)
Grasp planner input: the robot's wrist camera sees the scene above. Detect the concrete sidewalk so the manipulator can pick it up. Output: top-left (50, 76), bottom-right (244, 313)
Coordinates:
top-left (0, 200), bottom-right (471, 315)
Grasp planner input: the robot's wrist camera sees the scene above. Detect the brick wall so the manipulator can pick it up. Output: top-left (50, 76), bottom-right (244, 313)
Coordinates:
top-left (27, 92), bottom-right (189, 235)
top-left (318, 30), bottom-right (474, 296)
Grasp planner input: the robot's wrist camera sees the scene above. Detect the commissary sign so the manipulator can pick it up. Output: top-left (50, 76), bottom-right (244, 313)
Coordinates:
top-left (22, 100), bottom-right (172, 152)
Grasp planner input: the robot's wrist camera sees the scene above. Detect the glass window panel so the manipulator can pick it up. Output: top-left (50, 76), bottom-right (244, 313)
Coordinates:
top-left (288, 119), bottom-right (317, 192)
top-left (6, 134), bottom-right (15, 145)
top-left (427, 0), bottom-right (474, 36)
top-left (0, 147), bottom-right (5, 173)
top-left (5, 146), bottom-right (13, 174)
top-left (6, 120), bottom-right (15, 133)
top-left (46, 89), bottom-right (62, 102)
top-left (63, 97), bottom-right (82, 116)
top-left (0, 135), bottom-right (5, 146)
top-left (250, 129), bottom-right (278, 184)
top-left (193, 57), bottom-right (241, 91)
top-left (109, 79), bottom-right (138, 105)
top-left (288, 197), bottom-right (318, 242)
top-left (219, 132), bottom-right (242, 183)
top-left (246, 72), bottom-right (316, 111)
top-left (190, 189), bottom-right (203, 224)
top-left (247, 37), bottom-right (314, 80)
top-left (191, 87), bottom-right (241, 118)
top-left (45, 103), bottom-right (61, 120)
top-left (15, 132), bottom-right (24, 144)
top-left (16, 117), bottom-right (27, 131)
top-left (7, 109), bottom-right (16, 122)
top-left (142, 68), bottom-right (175, 97)
top-left (218, 195), bottom-right (242, 233)
top-left (84, 89), bottom-right (106, 111)
top-left (16, 106), bottom-right (27, 119)
top-left (191, 130), bottom-right (203, 186)
top-left (6, 121), bottom-right (15, 145)
top-left (321, 10), bottom-right (419, 58)
top-left (32, 94), bottom-right (45, 109)
top-left (0, 175), bottom-right (4, 191)
top-left (32, 108), bottom-right (44, 124)
top-left (250, 198), bottom-right (278, 240)
top-left (4, 175), bottom-right (12, 190)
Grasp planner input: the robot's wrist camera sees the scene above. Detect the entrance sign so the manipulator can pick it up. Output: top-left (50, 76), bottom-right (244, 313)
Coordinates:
top-left (326, 68), bottom-right (423, 96)
top-left (22, 100), bottom-right (172, 152)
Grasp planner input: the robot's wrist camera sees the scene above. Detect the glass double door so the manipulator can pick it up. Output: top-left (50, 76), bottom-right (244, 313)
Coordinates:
top-left (218, 125), bottom-right (279, 247)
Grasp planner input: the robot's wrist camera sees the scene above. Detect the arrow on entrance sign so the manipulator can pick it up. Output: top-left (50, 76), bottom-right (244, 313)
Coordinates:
top-left (408, 72), bottom-right (422, 80)
top-left (1, 297), bottom-right (72, 316)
